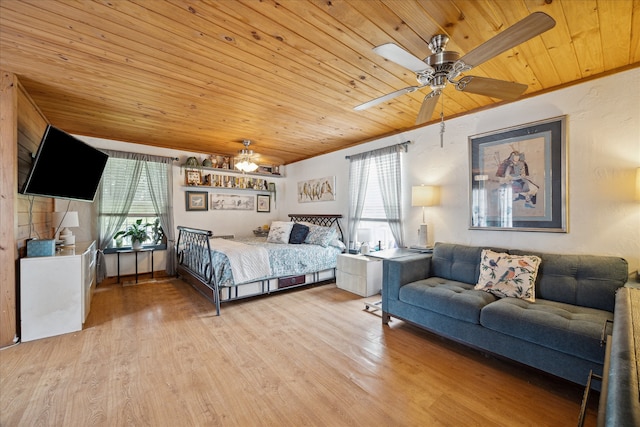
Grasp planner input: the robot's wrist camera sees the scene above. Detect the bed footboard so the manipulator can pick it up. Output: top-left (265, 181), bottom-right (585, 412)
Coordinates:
top-left (176, 226), bottom-right (220, 315)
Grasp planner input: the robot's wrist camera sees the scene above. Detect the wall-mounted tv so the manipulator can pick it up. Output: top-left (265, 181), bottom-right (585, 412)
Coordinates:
top-left (20, 125), bottom-right (109, 202)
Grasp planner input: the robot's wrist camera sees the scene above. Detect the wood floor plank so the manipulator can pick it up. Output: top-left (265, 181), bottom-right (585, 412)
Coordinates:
top-left (0, 279), bottom-right (597, 426)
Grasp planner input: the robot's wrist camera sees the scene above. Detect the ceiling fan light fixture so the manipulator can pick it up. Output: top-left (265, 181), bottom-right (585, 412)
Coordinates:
top-left (355, 12), bottom-right (556, 125)
top-left (235, 139), bottom-right (259, 173)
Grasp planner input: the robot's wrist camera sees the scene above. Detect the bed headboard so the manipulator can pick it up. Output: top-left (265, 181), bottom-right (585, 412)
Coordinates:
top-left (288, 214), bottom-right (344, 242)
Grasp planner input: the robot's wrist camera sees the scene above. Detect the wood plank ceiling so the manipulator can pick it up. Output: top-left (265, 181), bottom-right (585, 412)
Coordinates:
top-left (1, 0), bottom-right (638, 165)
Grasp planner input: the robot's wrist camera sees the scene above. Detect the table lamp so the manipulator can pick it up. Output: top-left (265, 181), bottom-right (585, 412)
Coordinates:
top-left (54, 211), bottom-right (79, 245)
top-left (412, 185), bottom-right (439, 248)
top-left (357, 228), bottom-right (372, 254)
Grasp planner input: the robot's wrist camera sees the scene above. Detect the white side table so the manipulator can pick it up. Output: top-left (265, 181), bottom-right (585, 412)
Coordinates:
top-left (336, 253), bottom-right (382, 297)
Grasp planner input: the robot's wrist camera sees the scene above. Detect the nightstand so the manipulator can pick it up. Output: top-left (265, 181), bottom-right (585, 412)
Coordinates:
top-left (336, 253), bottom-right (382, 297)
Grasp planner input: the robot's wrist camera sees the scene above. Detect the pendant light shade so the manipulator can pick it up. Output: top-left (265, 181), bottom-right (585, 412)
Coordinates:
top-left (235, 140), bottom-right (259, 173)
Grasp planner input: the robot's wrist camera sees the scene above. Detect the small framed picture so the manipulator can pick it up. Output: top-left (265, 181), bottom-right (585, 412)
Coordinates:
top-left (257, 194), bottom-right (271, 213)
top-left (185, 191), bottom-right (208, 211)
top-left (258, 165), bottom-right (274, 174)
top-left (186, 170), bottom-right (201, 186)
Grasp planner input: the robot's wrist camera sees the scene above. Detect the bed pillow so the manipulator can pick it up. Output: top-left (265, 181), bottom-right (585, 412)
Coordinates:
top-left (267, 221), bottom-right (294, 244)
top-left (288, 223), bottom-right (310, 244)
top-left (305, 225), bottom-right (337, 247)
top-left (475, 249), bottom-right (541, 302)
top-left (329, 239), bottom-right (346, 251)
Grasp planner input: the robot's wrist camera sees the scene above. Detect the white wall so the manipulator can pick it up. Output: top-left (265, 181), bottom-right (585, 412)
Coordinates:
top-left (283, 68), bottom-right (640, 275)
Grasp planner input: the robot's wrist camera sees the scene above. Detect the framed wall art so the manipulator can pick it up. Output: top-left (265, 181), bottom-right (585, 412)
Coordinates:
top-left (469, 116), bottom-right (567, 232)
top-left (210, 193), bottom-right (254, 211)
top-left (185, 191), bottom-right (208, 211)
top-left (297, 176), bottom-right (335, 203)
top-left (185, 170), bottom-right (201, 186)
top-left (257, 194), bottom-right (271, 212)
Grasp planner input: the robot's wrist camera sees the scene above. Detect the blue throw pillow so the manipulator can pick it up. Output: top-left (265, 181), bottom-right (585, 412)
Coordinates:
top-left (288, 223), bottom-right (310, 244)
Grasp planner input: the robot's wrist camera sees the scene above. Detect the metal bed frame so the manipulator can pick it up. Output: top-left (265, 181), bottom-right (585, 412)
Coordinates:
top-left (176, 214), bottom-right (344, 315)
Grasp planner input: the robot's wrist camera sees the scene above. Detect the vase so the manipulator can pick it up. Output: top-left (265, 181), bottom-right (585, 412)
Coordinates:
top-left (132, 240), bottom-right (143, 250)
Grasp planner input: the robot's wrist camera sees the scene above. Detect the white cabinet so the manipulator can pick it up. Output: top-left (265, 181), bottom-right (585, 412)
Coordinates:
top-left (336, 253), bottom-right (383, 297)
top-left (20, 241), bottom-right (96, 342)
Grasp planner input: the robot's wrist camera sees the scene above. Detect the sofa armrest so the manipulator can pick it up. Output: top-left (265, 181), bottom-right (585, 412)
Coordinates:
top-left (383, 254), bottom-right (432, 303)
top-left (602, 287), bottom-right (640, 426)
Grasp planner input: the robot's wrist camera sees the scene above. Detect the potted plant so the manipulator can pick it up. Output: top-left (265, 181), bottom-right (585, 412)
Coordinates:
top-left (114, 219), bottom-right (151, 250)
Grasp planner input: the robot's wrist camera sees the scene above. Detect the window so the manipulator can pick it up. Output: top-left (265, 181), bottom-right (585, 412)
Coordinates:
top-left (347, 144), bottom-right (406, 251)
top-left (357, 164), bottom-right (395, 250)
top-left (94, 150), bottom-right (175, 283)
top-left (98, 157), bottom-right (164, 247)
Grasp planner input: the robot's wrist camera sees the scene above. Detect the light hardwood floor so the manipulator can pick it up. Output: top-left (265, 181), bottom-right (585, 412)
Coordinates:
top-left (1, 279), bottom-right (597, 426)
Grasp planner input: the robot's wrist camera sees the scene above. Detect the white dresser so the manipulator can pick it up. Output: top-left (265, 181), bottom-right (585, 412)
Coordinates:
top-left (336, 253), bottom-right (383, 297)
top-left (20, 241), bottom-right (97, 342)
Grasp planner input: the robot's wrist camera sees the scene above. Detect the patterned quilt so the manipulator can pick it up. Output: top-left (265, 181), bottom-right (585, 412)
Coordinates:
top-left (209, 236), bottom-right (343, 286)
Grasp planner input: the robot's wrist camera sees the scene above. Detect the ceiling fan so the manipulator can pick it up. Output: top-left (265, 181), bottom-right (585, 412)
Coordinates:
top-left (354, 12), bottom-right (556, 125)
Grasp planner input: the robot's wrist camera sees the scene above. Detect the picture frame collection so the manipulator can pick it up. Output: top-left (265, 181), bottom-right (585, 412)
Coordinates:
top-left (186, 191), bottom-right (271, 213)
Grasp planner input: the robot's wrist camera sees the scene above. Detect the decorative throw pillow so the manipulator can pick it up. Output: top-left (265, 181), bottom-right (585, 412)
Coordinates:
top-left (266, 221), bottom-right (294, 244)
top-left (288, 223), bottom-right (310, 244)
top-left (305, 225), bottom-right (337, 247)
top-left (475, 249), bottom-right (541, 302)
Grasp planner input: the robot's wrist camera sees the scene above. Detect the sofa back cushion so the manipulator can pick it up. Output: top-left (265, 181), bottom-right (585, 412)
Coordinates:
top-left (433, 243), bottom-right (628, 313)
top-left (509, 250), bottom-right (628, 312)
top-left (432, 243), bottom-right (484, 285)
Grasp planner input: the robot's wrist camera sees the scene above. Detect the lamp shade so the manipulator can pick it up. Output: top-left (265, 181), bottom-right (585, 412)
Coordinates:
top-left (53, 211), bottom-right (79, 229)
top-left (412, 185), bottom-right (439, 207)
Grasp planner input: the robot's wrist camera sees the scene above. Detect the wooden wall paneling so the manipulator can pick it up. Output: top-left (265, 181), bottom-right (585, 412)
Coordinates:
top-left (16, 80), bottom-right (51, 247)
top-left (0, 70), bottom-right (50, 348)
top-left (0, 71), bottom-right (18, 347)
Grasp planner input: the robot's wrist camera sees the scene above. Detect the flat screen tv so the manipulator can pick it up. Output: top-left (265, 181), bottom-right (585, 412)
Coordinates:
top-left (20, 125), bottom-right (109, 202)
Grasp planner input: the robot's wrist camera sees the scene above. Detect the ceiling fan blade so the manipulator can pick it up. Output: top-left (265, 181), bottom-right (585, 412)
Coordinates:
top-left (373, 43), bottom-right (433, 73)
top-left (459, 12), bottom-right (556, 68)
top-left (457, 76), bottom-right (527, 100)
top-left (354, 86), bottom-right (422, 111)
top-left (415, 91), bottom-right (441, 125)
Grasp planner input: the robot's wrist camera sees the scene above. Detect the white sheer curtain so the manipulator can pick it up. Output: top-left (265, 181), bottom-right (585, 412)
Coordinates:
top-left (347, 152), bottom-right (371, 250)
top-left (95, 152), bottom-right (143, 283)
top-left (145, 158), bottom-right (176, 275)
top-left (376, 146), bottom-right (404, 247)
top-left (347, 144), bottom-right (406, 249)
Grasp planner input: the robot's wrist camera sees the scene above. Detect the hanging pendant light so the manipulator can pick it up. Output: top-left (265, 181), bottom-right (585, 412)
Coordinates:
top-left (235, 139), bottom-right (259, 173)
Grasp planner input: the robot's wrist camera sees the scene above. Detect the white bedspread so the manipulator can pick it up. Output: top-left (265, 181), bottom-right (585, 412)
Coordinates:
top-left (209, 238), bottom-right (272, 284)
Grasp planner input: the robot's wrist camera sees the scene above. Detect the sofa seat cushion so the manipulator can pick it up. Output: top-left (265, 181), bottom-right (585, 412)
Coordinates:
top-left (480, 298), bottom-right (613, 363)
top-left (399, 277), bottom-right (498, 324)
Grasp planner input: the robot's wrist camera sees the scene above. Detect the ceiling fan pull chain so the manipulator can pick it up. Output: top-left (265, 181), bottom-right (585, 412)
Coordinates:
top-left (439, 95), bottom-right (445, 148)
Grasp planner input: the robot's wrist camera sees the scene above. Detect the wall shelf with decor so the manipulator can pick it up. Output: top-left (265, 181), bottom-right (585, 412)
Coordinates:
top-left (198, 165), bottom-right (284, 178)
top-left (181, 172), bottom-right (277, 193)
top-left (181, 185), bottom-right (273, 193)
top-left (181, 155), bottom-right (284, 178)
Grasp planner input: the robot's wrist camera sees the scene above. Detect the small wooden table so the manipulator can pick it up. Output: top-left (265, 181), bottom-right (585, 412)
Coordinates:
top-left (115, 247), bottom-right (155, 284)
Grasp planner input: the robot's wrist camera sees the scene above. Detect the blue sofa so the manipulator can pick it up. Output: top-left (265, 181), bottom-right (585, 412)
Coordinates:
top-left (382, 242), bottom-right (630, 388)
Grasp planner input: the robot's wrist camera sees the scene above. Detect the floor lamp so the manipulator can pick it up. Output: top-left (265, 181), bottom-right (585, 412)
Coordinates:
top-left (412, 185), bottom-right (439, 248)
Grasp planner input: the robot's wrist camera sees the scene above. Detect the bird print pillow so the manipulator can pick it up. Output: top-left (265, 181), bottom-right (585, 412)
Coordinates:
top-left (475, 249), bottom-right (542, 302)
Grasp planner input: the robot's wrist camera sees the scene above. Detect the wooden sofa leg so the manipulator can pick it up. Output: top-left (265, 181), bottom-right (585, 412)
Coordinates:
top-left (382, 311), bottom-right (391, 325)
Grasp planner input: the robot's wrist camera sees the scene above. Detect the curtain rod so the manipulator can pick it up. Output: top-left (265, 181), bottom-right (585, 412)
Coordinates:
top-left (344, 140), bottom-right (412, 160)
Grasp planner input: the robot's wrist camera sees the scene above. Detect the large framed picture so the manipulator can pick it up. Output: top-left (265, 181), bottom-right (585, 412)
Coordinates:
top-left (185, 191), bottom-right (208, 211)
top-left (469, 116), bottom-right (567, 232)
top-left (257, 194), bottom-right (271, 212)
